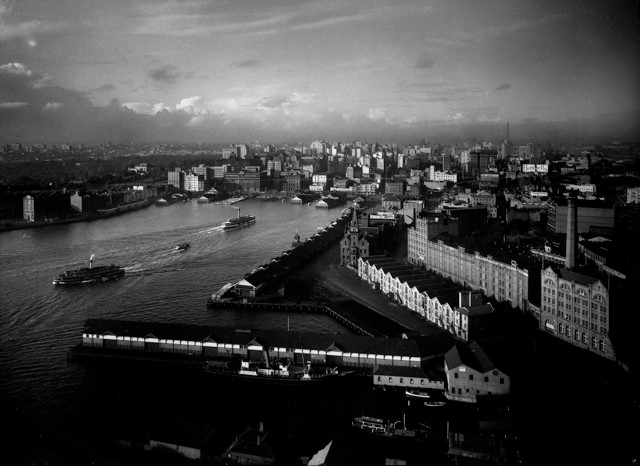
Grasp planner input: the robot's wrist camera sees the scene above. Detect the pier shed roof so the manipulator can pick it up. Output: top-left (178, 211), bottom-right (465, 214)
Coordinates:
top-left (83, 319), bottom-right (431, 359)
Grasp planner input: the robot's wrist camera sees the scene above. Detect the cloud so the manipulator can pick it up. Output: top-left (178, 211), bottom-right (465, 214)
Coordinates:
top-left (494, 84), bottom-right (512, 92)
top-left (43, 102), bottom-right (64, 111)
top-left (175, 96), bottom-right (212, 115)
top-left (367, 108), bottom-right (387, 122)
top-left (234, 59), bottom-right (261, 68)
top-left (0, 102), bottom-right (29, 109)
top-left (447, 112), bottom-right (467, 121)
top-left (256, 93), bottom-right (315, 110)
top-left (92, 83), bottom-right (117, 92)
top-left (122, 102), bottom-right (172, 115)
top-left (0, 63), bottom-right (36, 78)
top-left (147, 65), bottom-right (180, 84)
top-left (0, 20), bottom-right (69, 42)
top-left (416, 56), bottom-right (435, 69)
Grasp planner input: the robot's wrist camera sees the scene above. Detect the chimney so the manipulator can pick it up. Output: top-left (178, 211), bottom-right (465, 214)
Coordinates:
top-left (459, 291), bottom-right (471, 307)
top-left (565, 196), bottom-right (578, 270)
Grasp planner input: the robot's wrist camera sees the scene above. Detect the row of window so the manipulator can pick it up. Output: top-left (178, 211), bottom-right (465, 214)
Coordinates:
top-left (453, 372), bottom-right (505, 384)
top-left (557, 323), bottom-right (608, 349)
top-left (377, 376), bottom-right (426, 385)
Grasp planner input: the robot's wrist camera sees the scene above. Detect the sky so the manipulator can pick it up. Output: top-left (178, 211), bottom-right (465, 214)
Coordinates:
top-left (1, 0), bottom-right (639, 145)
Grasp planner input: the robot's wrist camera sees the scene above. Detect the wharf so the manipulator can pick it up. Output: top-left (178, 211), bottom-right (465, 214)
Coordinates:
top-left (212, 196), bottom-right (246, 205)
top-left (207, 300), bottom-right (382, 337)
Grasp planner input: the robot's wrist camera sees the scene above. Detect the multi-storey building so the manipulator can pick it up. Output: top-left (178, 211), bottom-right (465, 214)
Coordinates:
top-left (357, 257), bottom-right (494, 342)
top-left (537, 196), bottom-right (617, 361)
top-left (444, 341), bottom-right (510, 403)
top-left (23, 195), bottom-right (35, 221)
top-left (385, 181), bottom-right (404, 196)
top-left (168, 168), bottom-right (184, 190)
top-left (184, 172), bottom-right (202, 192)
top-left (191, 164), bottom-right (208, 178)
top-left (408, 217), bottom-right (529, 310)
top-left (340, 209), bottom-right (370, 267)
top-left (224, 170), bottom-right (267, 192)
top-left (539, 267), bottom-right (614, 360)
top-left (626, 187), bottom-right (640, 204)
top-left (547, 199), bottom-right (614, 234)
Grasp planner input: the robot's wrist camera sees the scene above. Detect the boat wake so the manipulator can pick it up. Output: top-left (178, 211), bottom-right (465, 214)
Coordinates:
top-left (124, 265), bottom-right (149, 274)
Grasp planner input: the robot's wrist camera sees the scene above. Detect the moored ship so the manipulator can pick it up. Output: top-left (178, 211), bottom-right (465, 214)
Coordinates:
top-left (204, 359), bottom-right (338, 385)
top-left (53, 255), bottom-right (125, 285)
top-left (221, 208), bottom-right (256, 230)
top-left (351, 414), bottom-right (424, 439)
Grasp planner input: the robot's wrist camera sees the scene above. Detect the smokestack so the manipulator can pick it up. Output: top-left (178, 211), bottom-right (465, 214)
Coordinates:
top-left (565, 196), bottom-right (577, 270)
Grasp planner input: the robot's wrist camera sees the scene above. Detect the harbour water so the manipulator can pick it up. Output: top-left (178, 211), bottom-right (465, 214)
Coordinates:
top-left (0, 199), bottom-right (392, 462)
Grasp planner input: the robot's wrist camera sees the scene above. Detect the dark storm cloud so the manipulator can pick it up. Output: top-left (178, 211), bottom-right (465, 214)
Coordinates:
top-left (147, 65), bottom-right (180, 84)
top-left (494, 84), bottom-right (512, 91)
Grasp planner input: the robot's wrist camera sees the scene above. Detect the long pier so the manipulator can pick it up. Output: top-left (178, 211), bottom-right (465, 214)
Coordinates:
top-left (207, 300), bottom-right (380, 337)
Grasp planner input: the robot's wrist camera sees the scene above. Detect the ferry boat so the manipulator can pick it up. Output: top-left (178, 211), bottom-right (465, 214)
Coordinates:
top-left (53, 255), bottom-right (124, 285)
top-left (221, 208), bottom-right (256, 230)
top-left (203, 359), bottom-right (338, 385)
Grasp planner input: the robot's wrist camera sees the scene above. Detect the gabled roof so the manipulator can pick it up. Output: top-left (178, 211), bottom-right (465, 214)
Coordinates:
top-left (382, 193), bottom-right (402, 202)
top-left (445, 340), bottom-right (499, 374)
top-left (458, 303), bottom-right (494, 317)
top-left (235, 278), bottom-right (257, 288)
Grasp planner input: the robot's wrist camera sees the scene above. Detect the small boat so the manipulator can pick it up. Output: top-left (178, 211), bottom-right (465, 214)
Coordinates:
top-left (175, 243), bottom-right (190, 251)
top-left (405, 389), bottom-right (430, 399)
top-left (424, 400), bottom-right (446, 407)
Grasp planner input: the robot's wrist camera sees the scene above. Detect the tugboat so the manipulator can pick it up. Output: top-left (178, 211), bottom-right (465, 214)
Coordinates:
top-left (175, 243), bottom-right (190, 251)
top-left (53, 255), bottom-right (124, 285)
top-left (221, 207), bottom-right (256, 230)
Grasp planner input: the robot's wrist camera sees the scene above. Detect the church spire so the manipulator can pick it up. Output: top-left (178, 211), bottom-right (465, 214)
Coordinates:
top-left (349, 203), bottom-right (359, 234)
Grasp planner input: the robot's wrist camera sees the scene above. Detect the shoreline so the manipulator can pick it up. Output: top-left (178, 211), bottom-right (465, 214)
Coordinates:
top-left (0, 199), bottom-right (154, 232)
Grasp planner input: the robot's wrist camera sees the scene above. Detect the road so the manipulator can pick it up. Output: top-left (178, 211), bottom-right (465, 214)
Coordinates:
top-left (295, 221), bottom-right (444, 337)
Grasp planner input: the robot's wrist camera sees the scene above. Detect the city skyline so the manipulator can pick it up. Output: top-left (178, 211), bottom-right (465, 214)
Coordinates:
top-left (1, 0), bottom-right (639, 145)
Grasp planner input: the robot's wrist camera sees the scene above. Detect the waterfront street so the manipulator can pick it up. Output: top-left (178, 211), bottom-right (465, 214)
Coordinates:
top-left (296, 216), bottom-right (446, 338)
